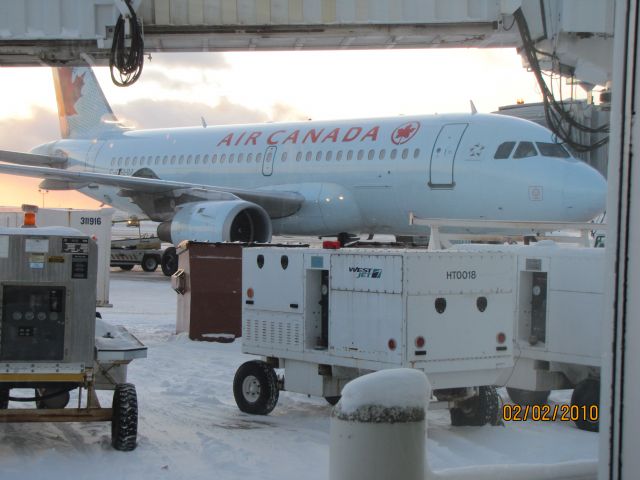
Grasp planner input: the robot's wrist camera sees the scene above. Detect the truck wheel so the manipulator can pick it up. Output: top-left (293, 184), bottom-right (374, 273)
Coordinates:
top-left (111, 383), bottom-right (138, 451)
top-left (119, 265), bottom-right (134, 271)
top-left (325, 396), bottom-right (341, 406)
top-left (450, 386), bottom-right (501, 426)
top-left (233, 360), bottom-right (279, 415)
top-left (571, 378), bottom-right (600, 432)
top-left (161, 247), bottom-right (178, 276)
top-left (507, 387), bottom-right (550, 406)
top-left (0, 388), bottom-right (9, 409)
top-left (141, 255), bottom-right (159, 272)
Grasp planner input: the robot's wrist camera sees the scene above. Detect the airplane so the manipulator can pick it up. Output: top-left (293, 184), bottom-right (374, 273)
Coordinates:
top-left (0, 66), bottom-right (606, 274)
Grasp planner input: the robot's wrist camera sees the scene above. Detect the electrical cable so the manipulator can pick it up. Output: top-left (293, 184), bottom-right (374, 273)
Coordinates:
top-left (109, 0), bottom-right (144, 87)
top-left (514, 8), bottom-right (609, 153)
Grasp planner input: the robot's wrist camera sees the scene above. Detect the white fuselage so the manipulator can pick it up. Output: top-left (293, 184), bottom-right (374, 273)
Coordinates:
top-left (47, 112), bottom-right (606, 236)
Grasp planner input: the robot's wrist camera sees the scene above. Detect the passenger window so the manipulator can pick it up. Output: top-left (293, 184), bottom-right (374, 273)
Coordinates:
top-left (402, 148), bottom-right (409, 159)
top-left (357, 150), bottom-right (364, 160)
top-left (162, 156), bottom-right (168, 165)
top-left (513, 142), bottom-right (538, 159)
top-left (247, 153), bottom-right (253, 163)
top-left (379, 149), bottom-right (385, 160)
top-left (125, 157), bottom-right (130, 166)
top-left (306, 151), bottom-right (312, 162)
top-left (368, 149), bottom-right (375, 160)
top-left (194, 155), bottom-right (200, 164)
top-left (336, 151), bottom-right (343, 161)
top-left (186, 155), bottom-right (192, 164)
top-left (203, 154), bottom-right (209, 164)
top-left (211, 154), bottom-right (217, 164)
top-left (179, 155), bottom-right (184, 165)
top-left (347, 150), bottom-right (353, 161)
top-left (390, 149), bottom-right (397, 160)
top-left (281, 152), bottom-right (287, 162)
top-left (111, 158), bottom-right (115, 166)
top-left (220, 154), bottom-right (226, 164)
top-left (256, 153), bottom-right (263, 163)
top-left (229, 153), bottom-right (235, 164)
top-left (316, 151), bottom-right (322, 161)
top-left (132, 156), bottom-right (138, 166)
top-left (170, 155), bottom-right (176, 165)
top-left (326, 151), bottom-right (333, 161)
top-left (296, 152), bottom-right (302, 162)
top-left (238, 153), bottom-right (244, 163)
top-left (414, 148), bottom-right (420, 159)
top-left (536, 142), bottom-right (570, 158)
top-left (494, 141), bottom-right (516, 159)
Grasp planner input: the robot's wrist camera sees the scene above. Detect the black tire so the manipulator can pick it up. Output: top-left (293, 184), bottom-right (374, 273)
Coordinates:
top-left (571, 378), bottom-right (600, 432)
top-left (450, 386), bottom-right (501, 426)
top-left (0, 388), bottom-right (9, 409)
top-left (35, 387), bottom-right (70, 409)
top-left (233, 360), bottom-right (279, 415)
top-left (507, 387), bottom-right (550, 406)
top-left (161, 247), bottom-right (178, 277)
top-left (111, 383), bottom-right (138, 451)
top-left (141, 255), bottom-right (159, 272)
top-left (325, 396), bottom-right (341, 406)
top-left (119, 264), bottom-right (134, 271)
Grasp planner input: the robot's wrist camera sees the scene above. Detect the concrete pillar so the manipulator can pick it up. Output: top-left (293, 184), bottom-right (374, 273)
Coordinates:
top-left (329, 368), bottom-right (430, 480)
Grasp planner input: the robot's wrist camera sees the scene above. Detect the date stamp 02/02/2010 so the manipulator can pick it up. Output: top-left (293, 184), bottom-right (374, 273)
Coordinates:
top-left (503, 403), bottom-right (599, 422)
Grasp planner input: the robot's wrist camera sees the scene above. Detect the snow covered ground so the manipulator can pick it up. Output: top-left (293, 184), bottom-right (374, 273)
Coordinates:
top-left (0, 269), bottom-right (599, 479)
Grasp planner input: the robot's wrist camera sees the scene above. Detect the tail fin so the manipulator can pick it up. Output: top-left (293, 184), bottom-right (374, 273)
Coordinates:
top-left (52, 66), bottom-right (123, 139)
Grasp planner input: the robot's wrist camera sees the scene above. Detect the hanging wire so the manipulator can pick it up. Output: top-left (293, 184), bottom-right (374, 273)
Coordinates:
top-left (110, 0), bottom-right (144, 87)
top-left (513, 8), bottom-right (609, 153)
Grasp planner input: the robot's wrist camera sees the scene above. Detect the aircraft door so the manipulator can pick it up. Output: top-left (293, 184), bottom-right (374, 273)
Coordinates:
top-left (429, 123), bottom-right (468, 188)
top-left (262, 146), bottom-right (276, 176)
top-left (86, 140), bottom-right (106, 172)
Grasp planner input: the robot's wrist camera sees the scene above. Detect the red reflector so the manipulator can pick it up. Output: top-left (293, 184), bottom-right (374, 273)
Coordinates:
top-left (323, 240), bottom-right (341, 249)
top-left (247, 288), bottom-right (254, 299)
top-left (388, 338), bottom-right (397, 350)
top-left (497, 332), bottom-right (506, 344)
top-left (415, 336), bottom-right (425, 348)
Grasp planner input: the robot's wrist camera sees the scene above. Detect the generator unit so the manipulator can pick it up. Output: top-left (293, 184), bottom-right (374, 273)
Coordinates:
top-left (0, 224), bottom-right (145, 451)
top-left (235, 246), bottom-right (516, 426)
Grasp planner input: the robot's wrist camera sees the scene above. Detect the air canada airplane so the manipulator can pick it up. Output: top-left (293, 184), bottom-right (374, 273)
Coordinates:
top-left (0, 67), bottom-right (606, 266)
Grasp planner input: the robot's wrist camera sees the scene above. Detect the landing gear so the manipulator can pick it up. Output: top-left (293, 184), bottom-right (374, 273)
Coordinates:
top-left (233, 360), bottom-right (279, 415)
top-left (450, 386), bottom-right (501, 426)
top-left (161, 247), bottom-right (178, 276)
top-left (571, 378), bottom-right (600, 432)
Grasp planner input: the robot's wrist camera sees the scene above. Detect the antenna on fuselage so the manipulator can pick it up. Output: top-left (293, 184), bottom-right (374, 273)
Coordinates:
top-left (201, 117), bottom-right (207, 128)
top-left (470, 100), bottom-right (478, 115)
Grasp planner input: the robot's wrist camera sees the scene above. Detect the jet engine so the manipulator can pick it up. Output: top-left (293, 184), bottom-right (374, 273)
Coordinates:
top-left (157, 200), bottom-right (272, 245)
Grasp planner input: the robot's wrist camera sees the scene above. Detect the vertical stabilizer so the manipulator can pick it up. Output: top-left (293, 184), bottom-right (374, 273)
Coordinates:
top-left (52, 66), bottom-right (122, 139)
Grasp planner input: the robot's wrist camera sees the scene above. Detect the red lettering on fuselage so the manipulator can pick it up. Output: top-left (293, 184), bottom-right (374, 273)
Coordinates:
top-left (217, 133), bottom-right (233, 147)
top-left (361, 126), bottom-right (379, 142)
top-left (322, 128), bottom-right (340, 143)
top-left (283, 130), bottom-right (300, 144)
top-left (267, 130), bottom-right (286, 145)
top-left (342, 127), bottom-right (362, 142)
top-left (245, 131), bottom-right (262, 145)
top-left (215, 125), bottom-right (381, 147)
top-left (303, 128), bottom-right (324, 144)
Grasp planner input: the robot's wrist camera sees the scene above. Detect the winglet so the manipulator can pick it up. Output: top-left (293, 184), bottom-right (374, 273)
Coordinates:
top-left (470, 100), bottom-right (478, 115)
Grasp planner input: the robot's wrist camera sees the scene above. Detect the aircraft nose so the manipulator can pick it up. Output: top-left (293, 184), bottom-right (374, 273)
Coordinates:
top-left (562, 162), bottom-right (607, 220)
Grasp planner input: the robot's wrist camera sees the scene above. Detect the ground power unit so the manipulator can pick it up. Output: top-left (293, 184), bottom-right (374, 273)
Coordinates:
top-left (0, 224), bottom-right (145, 450)
top-left (455, 242), bottom-right (605, 431)
top-left (235, 247), bottom-right (516, 425)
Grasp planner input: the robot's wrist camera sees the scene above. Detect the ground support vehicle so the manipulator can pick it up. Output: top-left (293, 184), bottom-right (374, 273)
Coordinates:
top-left (110, 235), bottom-right (163, 272)
top-left (0, 225), bottom-right (146, 450)
top-left (235, 247), bottom-right (516, 426)
top-left (455, 243), bottom-right (604, 432)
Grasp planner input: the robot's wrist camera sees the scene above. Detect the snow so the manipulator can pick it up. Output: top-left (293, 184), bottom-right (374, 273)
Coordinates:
top-left (337, 368), bottom-right (430, 415)
top-left (0, 268), bottom-right (599, 480)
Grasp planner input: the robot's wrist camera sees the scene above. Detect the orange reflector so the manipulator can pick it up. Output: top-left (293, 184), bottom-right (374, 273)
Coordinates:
top-left (388, 338), bottom-right (397, 351)
top-left (23, 212), bottom-right (36, 227)
top-left (497, 332), bottom-right (506, 344)
top-left (247, 288), bottom-right (254, 299)
top-left (415, 336), bottom-right (425, 348)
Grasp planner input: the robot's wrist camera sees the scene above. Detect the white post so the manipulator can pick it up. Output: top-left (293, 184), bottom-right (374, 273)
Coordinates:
top-left (329, 369), bottom-right (430, 480)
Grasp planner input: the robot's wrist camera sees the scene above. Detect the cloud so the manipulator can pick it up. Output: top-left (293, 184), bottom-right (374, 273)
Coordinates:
top-left (0, 107), bottom-right (59, 151)
top-left (112, 96), bottom-right (307, 129)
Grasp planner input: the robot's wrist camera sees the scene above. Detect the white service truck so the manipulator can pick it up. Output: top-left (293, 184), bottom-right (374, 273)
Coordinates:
top-left (235, 247), bottom-right (516, 426)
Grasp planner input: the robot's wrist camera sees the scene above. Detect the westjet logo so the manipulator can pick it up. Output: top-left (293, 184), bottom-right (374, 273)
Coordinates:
top-left (348, 266), bottom-right (383, 279)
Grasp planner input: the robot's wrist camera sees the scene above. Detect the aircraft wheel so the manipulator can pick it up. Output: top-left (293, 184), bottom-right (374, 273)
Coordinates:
top-left (571, 378), bottom-right (600, 432)
top-left (119, 264), bottom-right (134, 271)
top-left (161, 247), bottom-right (178, 276)
top-left (141, 254), bottom-right (159, 272)
top-left (233, 360), bottom-right (279, 415)
top-left (507, 387), bottom-right (550, 406)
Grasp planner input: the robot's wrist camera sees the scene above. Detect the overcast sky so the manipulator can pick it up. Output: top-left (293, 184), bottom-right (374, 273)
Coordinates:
top-left (0, 48), bottom-right (550, 209)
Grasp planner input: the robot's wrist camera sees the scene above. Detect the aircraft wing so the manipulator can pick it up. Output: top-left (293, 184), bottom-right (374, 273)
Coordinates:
top-left (0, 149), bottom-right (68, 167)
top-left (0, 162), bottom-right (304, 220)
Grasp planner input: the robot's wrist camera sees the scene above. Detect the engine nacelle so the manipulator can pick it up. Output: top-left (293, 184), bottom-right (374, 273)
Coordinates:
top-left (158, 200), bottom-right (272, 245)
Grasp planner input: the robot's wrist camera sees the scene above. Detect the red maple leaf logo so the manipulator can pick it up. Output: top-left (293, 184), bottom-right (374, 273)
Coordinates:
top-left (391, 121), bottom-right (420, 145)
top-left (56, 68), bottom-right (85, 116)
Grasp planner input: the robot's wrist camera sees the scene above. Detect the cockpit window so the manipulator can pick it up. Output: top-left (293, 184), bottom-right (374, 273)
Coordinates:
top-left (536, 142), bottom-right (570, 158)
top-left (513, 142), bottom-right (538, 159)
top-left (494, 142), bottom-right (516, 159)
